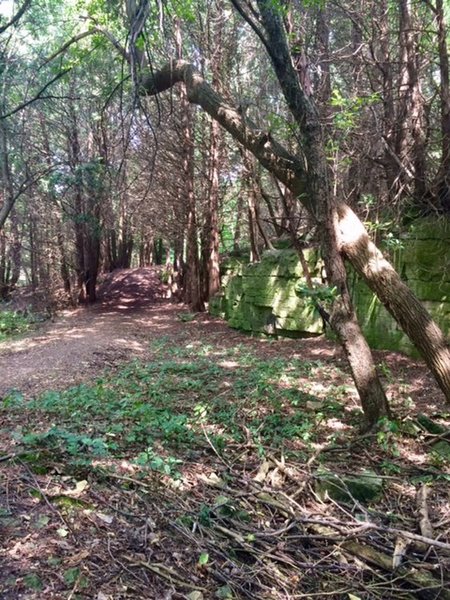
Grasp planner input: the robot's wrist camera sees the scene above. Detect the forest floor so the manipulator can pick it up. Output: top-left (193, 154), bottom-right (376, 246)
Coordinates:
top-left (0, 268), bottom-right (449, 599)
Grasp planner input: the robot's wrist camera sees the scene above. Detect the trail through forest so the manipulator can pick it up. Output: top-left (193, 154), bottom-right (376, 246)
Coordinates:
top-left (0, 268), bottom-right (188, 397)
top-left (1, 268), bottom-right (449, 599)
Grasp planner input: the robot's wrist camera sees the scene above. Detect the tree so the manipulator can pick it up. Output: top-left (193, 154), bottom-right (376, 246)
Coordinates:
top-left (140, 32), bottom-right (450, 428)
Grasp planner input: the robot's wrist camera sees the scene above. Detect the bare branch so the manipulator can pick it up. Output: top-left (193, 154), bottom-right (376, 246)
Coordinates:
top-left (43, 27), bottom-right (129, 68)
top-left (0, 0), bottom-right (32, 34)
top-left (228, 0), bottom-right (271, 56)
top-left (0, 69), bottom-right (70, 119)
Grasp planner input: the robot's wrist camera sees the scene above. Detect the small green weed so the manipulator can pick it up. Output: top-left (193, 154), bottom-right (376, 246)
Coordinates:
top-left (376, 417), bottom-right (400, 456)
top-left (22, 428), bottom-right (109, 460)
top-left (177, 312), bottom-right (197, 322)
top-left (0, 309), bottom-right (35, 342)
top-left (135, 447), bottom-right (182, 477)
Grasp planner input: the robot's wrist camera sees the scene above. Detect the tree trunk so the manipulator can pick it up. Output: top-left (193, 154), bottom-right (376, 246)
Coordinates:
top-left (435, 0), bottom-right (450, 209)
top-left (207, 118), bottom-right (221, 297)
top-left (233, 194), bottom-right (244, 252)
top-left (0, 121), bottom-right (16, 231)
top-left (181, 91), bottom-right (204, 311)
top-left (242, 150), bottom-right (261, 262)
top-left (397, 0), bottom-right (427, 201)
top-left (338, 204), bottom-right (450, 400)
top-left (9, 207), bottom-right (22, 290)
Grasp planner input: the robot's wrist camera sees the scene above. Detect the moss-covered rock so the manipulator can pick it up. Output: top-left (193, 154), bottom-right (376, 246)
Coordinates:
top-left (211, 219), bottom-right (450, 354)
top-left (431, 440), bottom-right (450, 462)
top-left (315, 469), bottom-right (383, 503)
top-left (416, 414), bottom-right (448, 435)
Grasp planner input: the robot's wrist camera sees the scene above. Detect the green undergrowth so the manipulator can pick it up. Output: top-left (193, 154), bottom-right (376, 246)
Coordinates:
top-left (0, 309), bottom-right (37, 342)
top-left (2, 337), bottom-right (357, 476)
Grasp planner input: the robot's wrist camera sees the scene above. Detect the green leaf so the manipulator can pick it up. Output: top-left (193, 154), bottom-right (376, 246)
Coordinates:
top-left (187, 592), bottom-right (204, 600)
top-left (214, 495), bottom-right (230, 507)
top-left (64, 567), bottom-right (80, 586)
top-left (198, 552), bottom-right (209, 566)
top-left (216, 585), bottom-right (233, 599)
top-left (23, 573), bottom-right (43, 590)
top-left (57, 527), bottom-right (69, 537)
top-left (35, 514), bottom-right (51, 529)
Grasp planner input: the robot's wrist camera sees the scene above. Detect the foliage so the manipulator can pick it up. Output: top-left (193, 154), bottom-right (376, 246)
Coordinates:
top-left (3, 340), bottom-right (355, 476)
top-left (0, 309), bottom-right (35, 342)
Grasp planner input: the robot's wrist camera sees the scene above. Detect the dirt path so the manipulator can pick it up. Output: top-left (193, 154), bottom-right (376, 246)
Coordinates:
top-left (0, 268), bottom-right (191, 397)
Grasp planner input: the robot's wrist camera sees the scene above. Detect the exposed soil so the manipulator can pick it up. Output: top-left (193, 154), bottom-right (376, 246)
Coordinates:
top-left (0, 268), bottom-right (449, 599)
top-left (0, 268), bottom-right (186, 398)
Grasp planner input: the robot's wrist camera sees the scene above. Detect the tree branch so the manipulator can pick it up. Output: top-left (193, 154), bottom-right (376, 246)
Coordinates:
top-left (141, 60), bottom-right (310, 209)
top-left (0, 69), bottom-right (70, 120)
top-left (0, 0), bottom-right (32, 34)
top-left (228, 0), bottom-right (271, 56)
top-left (42, 27), bottom-right (129, 67)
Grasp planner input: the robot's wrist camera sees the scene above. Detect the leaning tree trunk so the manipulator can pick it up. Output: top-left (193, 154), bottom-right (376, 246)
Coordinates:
top-left (256, 0), bottom-right (389, 424)
top-left (337, 204), bottom-right (450, 397)
top-left (141, 60), bottom-right (450, 421)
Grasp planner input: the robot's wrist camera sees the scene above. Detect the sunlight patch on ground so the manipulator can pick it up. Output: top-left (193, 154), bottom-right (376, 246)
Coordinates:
top-left (217, 360), bottom-right (240, 368)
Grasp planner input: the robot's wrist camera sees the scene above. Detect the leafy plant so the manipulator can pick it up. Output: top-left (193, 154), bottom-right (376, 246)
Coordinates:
top-left (376, 418), bottom-right (400, 456)
top-left (0, 309), bottom-right (35, 342)
top-left (177, 312), bottom-right (197, 322)
top-left (135, 447), bottom-right (182, 478)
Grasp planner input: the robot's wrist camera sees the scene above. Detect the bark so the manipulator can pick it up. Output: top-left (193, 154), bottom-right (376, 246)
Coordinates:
top-left (207, 119), bottom-right (221, 297)
top-left (57, 227), bottom-right (73, 302)
top-left (181, 89), bottom-right (204, 311)
top-left (28, 209), bottom-right (38, 289)
top-left (141, 58), bottom-right (450, 418)
top-left (67, 102), bottom-right (87, 303)
top-left (245, 156), bottom-right (274, 251)
top-left (176, 19), bottom-right (204, 312)
top-left (9, 207), bottom-right (21, 290)
top-left (260, 186), bottom-right (283, 238)
top-left (435, 0), bottom-right (450, 209)
top-left (0, 121), bottom-right (16, 231)
top-left (40, 114), bottom-right (73, 303)
top-left (233, 194), bottom-right (244, 252)
top-left (242, 149), bottom-right (261, 262)
top-left (0, 228), bottom-right (7, 298)
top-left (67, 97), bottom-right (102, 304)
top-left (397, 0), bottom-right (427, 201)
top-left (0, 121), bottom-right (22, 296)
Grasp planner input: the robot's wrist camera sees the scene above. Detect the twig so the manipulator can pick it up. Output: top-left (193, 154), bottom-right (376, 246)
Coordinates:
top-left (202, 423), bottom-right (232, 469)
top-left (124, 557), bottom-right (207, 591)
top-left (18, 459), bottom-right (71, 531)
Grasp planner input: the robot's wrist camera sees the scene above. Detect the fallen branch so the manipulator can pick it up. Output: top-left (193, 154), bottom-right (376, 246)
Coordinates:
top-left (342, 541), bottom-right (450, 600)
